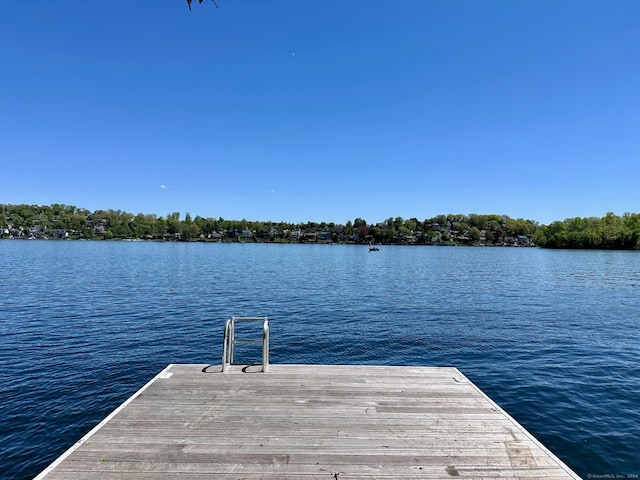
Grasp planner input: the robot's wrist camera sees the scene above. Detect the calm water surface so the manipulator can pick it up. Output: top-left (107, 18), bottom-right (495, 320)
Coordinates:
top-left (1, 241), bottom-right (639, 479)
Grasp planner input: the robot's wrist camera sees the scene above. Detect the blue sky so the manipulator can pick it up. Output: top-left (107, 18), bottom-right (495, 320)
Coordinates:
top-left (2, 1), bottom-right (638, 225)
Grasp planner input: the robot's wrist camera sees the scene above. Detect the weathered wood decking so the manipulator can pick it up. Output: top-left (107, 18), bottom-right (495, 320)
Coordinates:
top-left (37, 364), bottom-right (580, 479)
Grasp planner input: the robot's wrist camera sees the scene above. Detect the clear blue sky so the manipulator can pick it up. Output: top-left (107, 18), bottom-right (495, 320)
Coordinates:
top-left (2, 1), bottom-right (638, 225)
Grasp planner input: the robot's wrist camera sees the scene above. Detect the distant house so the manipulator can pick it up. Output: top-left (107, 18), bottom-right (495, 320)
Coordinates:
top-left (456, 236), bottom-right (471, 245)
top-left (290, 230), bottom-right (302, 240)
top-left (241, 229), bottom-right (253, 239)
top-left (303, 232), bottom-right (317, 242)
top-left (516, 235), bottom-right (530, 245)
top-left (53, 229), bottom-right (68, 239)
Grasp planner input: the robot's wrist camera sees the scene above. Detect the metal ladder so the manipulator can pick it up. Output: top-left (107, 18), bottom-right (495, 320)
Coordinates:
top-left (222, 316), bottom-right (269, 372)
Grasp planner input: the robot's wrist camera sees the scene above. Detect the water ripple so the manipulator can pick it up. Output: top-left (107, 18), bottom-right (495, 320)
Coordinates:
top-left (0, 241), bottom-right (639, 479)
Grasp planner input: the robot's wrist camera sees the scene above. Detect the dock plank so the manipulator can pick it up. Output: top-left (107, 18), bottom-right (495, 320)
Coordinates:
top-left (36, 364), bottom-right (580, 479)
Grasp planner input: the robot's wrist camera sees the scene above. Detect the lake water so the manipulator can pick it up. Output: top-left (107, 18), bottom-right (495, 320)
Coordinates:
top-left (1, 240), bottom-right (638, 479)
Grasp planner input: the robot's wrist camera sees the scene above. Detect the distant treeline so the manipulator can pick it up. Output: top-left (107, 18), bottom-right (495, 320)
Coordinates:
top-left (1, 203), bottom-right (639, 249)
top-left (535, 212), bottom-right (640, 249)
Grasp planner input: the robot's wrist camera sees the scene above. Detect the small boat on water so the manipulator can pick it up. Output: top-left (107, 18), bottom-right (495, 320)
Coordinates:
top-left (368, 243), bottom-right (379, 252)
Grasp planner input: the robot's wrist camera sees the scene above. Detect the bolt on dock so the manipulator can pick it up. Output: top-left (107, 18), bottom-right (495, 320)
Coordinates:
top-left (36, 363), bottom-right (580, 479)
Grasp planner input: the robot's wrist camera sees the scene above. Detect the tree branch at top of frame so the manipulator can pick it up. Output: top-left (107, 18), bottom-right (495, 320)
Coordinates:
top-left (186, 0), bottom-right (219, 10)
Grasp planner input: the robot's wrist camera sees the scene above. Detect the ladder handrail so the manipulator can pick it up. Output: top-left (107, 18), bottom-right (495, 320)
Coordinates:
top-left (222, 316), bottom-right (269, 373)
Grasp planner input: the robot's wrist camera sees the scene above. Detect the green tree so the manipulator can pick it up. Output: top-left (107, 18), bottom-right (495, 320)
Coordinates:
top-left (353, 218), bottom-right (366, 229)
top-left (468, 214), bottom-right (488, 230)
top-left (403, 218), bottom-right (417, 233)
top-left (468, 227), bottom-right (481, 242)
top-left (156, 217), bottom-right (167, 238)
top-left (344, 221), bottom-right (354, 239)
top-left (434, 215), bottom-right (447, 228)
top-left (132, 213), bottom-right (156, 238)
top-left (166, 217), bottom-right (181, 236)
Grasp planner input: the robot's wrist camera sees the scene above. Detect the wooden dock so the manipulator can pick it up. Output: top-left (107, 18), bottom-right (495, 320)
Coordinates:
top-left (36, 364), bottom-right (580, 479)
